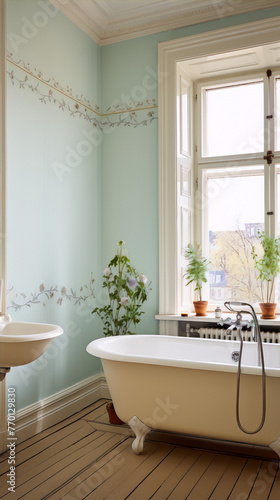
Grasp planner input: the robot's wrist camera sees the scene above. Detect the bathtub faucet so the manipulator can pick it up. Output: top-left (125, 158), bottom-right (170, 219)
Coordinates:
top-left (223, 311), bottom-right (251, 336)
top-left (224, 301), bottom-right (258, 342)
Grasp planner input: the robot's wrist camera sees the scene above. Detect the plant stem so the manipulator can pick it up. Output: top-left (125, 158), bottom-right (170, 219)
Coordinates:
top-left (267, 279), bottom-right (270, 303)
top-left (269, 277), bottom-right (274, 303)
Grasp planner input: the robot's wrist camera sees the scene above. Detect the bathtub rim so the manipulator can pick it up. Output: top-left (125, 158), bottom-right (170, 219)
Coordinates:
top-left (86, 334), bottom-right (280, 378)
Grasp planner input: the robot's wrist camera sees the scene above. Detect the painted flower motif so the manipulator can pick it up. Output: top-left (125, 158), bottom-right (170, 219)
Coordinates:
top-left (139, 274), bottom-right (147, 284)
top-left (119, 296), bottom-right (130, 307)
top-left (103, 267), bottom-right (111, 277)
top-left (127, 277), bottom-right (138, 290)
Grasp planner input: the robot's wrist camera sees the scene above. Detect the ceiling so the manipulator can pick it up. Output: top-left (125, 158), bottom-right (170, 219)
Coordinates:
top-left (50, 0), bottom-right (280, 45)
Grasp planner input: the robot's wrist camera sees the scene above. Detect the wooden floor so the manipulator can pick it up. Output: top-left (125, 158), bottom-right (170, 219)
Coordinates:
top-left (1, 398), bottom-right (280, 499)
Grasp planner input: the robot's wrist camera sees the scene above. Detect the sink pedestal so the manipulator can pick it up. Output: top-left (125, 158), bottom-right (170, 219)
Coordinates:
top-left (0, 378), bottom-right (7, 454)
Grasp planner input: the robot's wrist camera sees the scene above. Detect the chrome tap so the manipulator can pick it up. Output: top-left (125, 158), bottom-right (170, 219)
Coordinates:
top-left (223, 311), bottom-right (251, 335)
top-left (224, 301), bottom-right (259, 343)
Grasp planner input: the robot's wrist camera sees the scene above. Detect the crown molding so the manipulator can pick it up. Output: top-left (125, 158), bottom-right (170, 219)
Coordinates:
top-left (50, 0), bottom-right (280, 46)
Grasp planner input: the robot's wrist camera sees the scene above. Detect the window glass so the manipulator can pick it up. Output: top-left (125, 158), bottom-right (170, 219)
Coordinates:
top-left (276, 79), bottom-right (280, 152)
top-left (206, 167), bottom-right (264, 305)
top-left (277, 166), bottom-right (280, 236)
top-left (277, 166), bottom-right (280, 304)
top-left (203, 81), bottom-right (264, 157)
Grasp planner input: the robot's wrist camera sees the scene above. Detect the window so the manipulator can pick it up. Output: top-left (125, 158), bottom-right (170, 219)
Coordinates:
top-left (158, 23), bottom-right (280, 327)
top-left (276, 79), bottom-right (280, 152)
top-left (194, 72), bottom-right (280, 310)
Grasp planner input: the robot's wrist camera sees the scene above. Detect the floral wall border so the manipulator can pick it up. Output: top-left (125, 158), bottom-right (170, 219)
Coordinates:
top-left (6, 52), bottom-right (158, 128)
top-left (7, 276), bottom-right (95, 311)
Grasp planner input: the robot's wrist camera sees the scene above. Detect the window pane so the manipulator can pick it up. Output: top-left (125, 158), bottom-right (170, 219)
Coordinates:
top-left (277, 166), bottom-right (280, 305)
top-left (276, 79), bottom-right (280, 151)
top-left (277, 166), bottom-right (280, 236)
top-left (206, 167), bottom-right (264, 304)
top-left (203, 81), bottom-right (264, 157)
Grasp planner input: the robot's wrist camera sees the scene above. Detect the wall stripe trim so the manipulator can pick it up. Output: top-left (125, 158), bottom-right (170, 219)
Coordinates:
top-left (6, 55), bottom-right (158, 117)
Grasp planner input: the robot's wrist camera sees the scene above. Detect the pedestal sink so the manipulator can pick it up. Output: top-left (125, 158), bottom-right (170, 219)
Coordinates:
top-left (0, 316), bottom-right (63, 453)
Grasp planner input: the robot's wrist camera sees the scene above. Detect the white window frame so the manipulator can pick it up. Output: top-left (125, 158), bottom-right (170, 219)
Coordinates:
top-left (158, 16), bottom-right (280, 334)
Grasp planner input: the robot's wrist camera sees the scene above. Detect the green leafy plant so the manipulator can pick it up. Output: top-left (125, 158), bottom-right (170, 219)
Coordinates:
top-left (92, 241), bottom-right (151, 336)
top-left (184, 244), bottom-right (209, 301)
top-left (251, 231), bottom-right (280, 303)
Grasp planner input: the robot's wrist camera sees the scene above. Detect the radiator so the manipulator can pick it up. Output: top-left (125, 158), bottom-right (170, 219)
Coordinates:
top-left (187, 327), bottom-right (280, 344)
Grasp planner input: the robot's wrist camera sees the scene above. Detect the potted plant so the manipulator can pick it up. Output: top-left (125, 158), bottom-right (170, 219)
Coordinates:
top-left (252, 231), bottom-right (280, 319)
top-left (92, 240), bottom-right (151, 336)
top-left (92, 240), bottom-right (151, 422)
top-left (184, 243), bottom-right (209, 316)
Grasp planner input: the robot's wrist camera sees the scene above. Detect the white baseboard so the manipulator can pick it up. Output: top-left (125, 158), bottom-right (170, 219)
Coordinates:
top-left (14, 372), bottom-right (110, 445)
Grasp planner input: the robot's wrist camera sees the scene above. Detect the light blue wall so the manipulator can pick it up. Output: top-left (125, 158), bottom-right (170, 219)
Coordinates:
top-left (5, 1), bottom-right (280, 411)
top-left (6, 0), bottom-right (102, 409)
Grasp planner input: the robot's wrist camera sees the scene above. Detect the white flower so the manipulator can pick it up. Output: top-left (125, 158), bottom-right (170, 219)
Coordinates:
top-left (127, 277), bottom-right (138, 290)
top-left (120, 296), bottom-right (130, 307)
top-left (103, 267), bottom-right (111, 277)
top-left (139, 274), bottom-right (147, 284)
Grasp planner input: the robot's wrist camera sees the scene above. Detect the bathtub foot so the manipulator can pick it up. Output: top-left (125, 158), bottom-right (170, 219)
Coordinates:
top-left (269, 437), bottom-right (280, 466)
top-left (128, 416), bottom-right (151, 454)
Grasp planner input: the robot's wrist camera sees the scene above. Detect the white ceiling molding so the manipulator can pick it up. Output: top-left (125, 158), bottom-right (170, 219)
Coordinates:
top-left (50, 0), bottom-right (280, 46)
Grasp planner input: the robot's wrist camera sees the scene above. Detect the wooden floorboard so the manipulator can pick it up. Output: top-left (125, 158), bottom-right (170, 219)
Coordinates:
top-left (0, 398), bottom-right (279, 500)
top-left (209, 455), bottom-right (248, 499)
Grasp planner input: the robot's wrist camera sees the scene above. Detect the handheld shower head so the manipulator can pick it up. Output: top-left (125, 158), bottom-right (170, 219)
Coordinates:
top-left (224, 301), bottom-right (250, 310)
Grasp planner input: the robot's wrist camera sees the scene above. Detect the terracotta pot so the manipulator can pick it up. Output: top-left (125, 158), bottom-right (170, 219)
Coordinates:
top-left (193, 301), bottom-right (208, 316)
top-left (106, 402), bottom-right (125, 425)
top-left (259, 303), bottom-right (277, 319)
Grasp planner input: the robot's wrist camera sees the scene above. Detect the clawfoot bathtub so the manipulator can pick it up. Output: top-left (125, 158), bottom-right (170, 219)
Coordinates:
top-left (86, 335), bottom-right (280, 457)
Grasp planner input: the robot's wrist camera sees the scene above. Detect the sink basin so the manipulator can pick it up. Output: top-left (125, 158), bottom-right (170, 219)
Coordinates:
top-left (0, 321), bottom-right (64, 367)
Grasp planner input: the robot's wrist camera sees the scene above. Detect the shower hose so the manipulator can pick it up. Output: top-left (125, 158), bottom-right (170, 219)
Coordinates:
top-left (224, 302), bottom-right (267, 435)
top-left (235, 322), bottom-right (266, 434)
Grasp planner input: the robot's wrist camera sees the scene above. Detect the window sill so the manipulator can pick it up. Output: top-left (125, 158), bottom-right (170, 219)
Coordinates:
top-left (155, 313), bottom-right (280, 327)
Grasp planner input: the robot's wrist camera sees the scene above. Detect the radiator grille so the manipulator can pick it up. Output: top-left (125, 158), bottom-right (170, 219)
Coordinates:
top-left (187, 327), bottom-right (280, 343)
